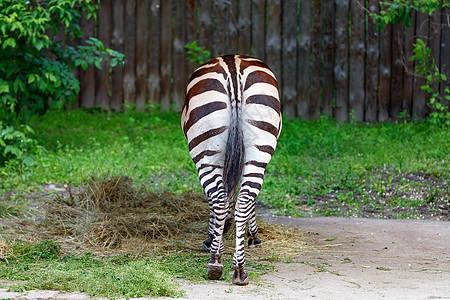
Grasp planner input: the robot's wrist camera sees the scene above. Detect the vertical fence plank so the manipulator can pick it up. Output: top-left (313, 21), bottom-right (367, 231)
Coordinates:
top-left (322, 0), bottom-right (335, 117)
top-left (265, 0), bottom-right (281, 87)
top-left (173, 0), bottom-right (187, 111)
top-left (238, 0), bottom-right (251, 55)
top-left (227, 1), bottom-right (239, 53)
top-left (429, 9), bottom-right (441, 110)
top-left (212, 0), bottom-right (226, 57)
top-left (123, 0), bottom-right (137, 105)
top-left (79, 14), bottom-right (96, 108)
top-left (186, 0), bottom-right (198, 76)
top-left (390, 23), bottom-right (404, 119)
top-left (282, 0), bottom-right (297, 118)
top-left (95, 0), bottom-right (111, 108)
top-left (160, 0), bottom-right (172, 110)
top-left (310, 0), bottom-right (322, 118)
top-left (111, 0), bottom-right (125, 110)
top-left (147, 0), bottom-right (161, 104)
top-left (334, 0), bottom-right (349, 122)
top-left (365, 0), bottom-right (379, 121)
top-left (349, 0), bottom-right (365, 121)
top-left (440, 10), bottom-right (450, 98)
top-left (135, 0), bottom-right (149, 110)
top-left (412, 12), bottom-right (429, 118)
top-left (378, 20), bottom-right (392, 121)
top-left (297, 0), bottom-right (311, 119)
top-left (402, 11), bottom-right (416, 116)
top-left (198, 0), bottom-right (212, 54)
top-left (252, 0), bottom-right (266, 60)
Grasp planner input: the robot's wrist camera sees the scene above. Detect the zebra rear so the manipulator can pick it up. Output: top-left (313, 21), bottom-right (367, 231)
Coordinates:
top-left (181, 55), bottom-right (281, 285)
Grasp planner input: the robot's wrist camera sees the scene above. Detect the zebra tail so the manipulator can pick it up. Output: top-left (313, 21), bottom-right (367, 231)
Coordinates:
top-left (223, 105), bottom-right (244, 203)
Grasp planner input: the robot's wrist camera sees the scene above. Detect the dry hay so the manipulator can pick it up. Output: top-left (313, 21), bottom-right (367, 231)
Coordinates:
top-left (2, 176), bottom-right (310, 259)
top-left (44, 176), bottom-right (209, 250)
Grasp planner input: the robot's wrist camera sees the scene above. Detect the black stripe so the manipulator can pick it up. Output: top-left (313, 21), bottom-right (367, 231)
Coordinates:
top-left (199, 168), bottom-right (215, 181)
top-left (239, 59), bottom-right (271, 74)
top-left (185, 78), bottom-right (227, 111)
top-left (238, 189), bottom-right (258, 199)
top-left (243, 172), bottom-right (265, 179)
top-left (188, 60), bottom-right (227, 83)
top-left (202, 173), bottom-right (222, 189)
top-left (183, 101), bottom-right (227, 136)
top-left (207, 183), bottom-right (224, 196)
top-left (192, 150), bottom-right (220, 164)
top-left (247, 119), bottom-right (279, 137)
top-left (245, 160), bottom-right (268, 169)
top-left (198, 163), bottom-right (223, 173)
top-left (255, 145), bottom-right (275, 155)
top-left (246, 95), bottom-right (280, 115)
top-left (188, 126), bottom-right (228, 151)
top-left (242, 181), bottom-right (262, 190)
top-left (244, 70), bottom-right (278, 91)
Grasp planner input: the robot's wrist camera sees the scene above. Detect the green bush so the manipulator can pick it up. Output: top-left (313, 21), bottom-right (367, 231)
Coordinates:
top-left (373, 0), bottom-right (450, 126)
top-left (411, 38), bottom-right (450, 126)
top-left (0, 0), bottom-right (123, 167)
top-left (374, 0), bottom-right (448, 30)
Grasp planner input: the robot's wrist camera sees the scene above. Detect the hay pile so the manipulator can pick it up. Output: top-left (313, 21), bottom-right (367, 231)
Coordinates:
top-left (45, 176), bottom-right (209, 250)
top-left (0, 175), bottom-right (309, 259)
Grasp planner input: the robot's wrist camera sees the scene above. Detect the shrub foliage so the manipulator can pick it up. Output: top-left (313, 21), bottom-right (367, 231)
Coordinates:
top-left (0, 0), bottom-right (123, 167)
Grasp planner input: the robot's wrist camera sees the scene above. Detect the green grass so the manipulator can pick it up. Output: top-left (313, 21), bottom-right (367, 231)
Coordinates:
top-left (1, 109), bottom-right (449, 219)
top-left (0, 241), bottom-right (182, 298)
top-left (0, 240), bottom-right (272, 298)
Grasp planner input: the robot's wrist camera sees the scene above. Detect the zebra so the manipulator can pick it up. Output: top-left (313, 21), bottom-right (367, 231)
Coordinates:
top-left (181, 54), bottom-right (281, 285)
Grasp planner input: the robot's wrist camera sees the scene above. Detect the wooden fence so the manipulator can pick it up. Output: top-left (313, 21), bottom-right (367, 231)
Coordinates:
top-left (71, 0), bottom-right (450, 121)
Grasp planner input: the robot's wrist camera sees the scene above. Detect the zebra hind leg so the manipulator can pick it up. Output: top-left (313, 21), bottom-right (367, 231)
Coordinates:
top-left (207, 193), bottom-right (228, 280)
top-left (223, 215), bottom-right (233, 234)
top-left (203, 217), bottom-right (232, 252)
top-left (247, 209), bottom-right (261, 248)
top-left (247, 230), bottom-right (261, 248)
top-left (201, 205), bottom-right (215, 252)
top-left (201, 233), bottom-right (213, 252)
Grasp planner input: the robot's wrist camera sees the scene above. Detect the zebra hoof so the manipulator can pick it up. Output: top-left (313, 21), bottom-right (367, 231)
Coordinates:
top-left (232, 265), bottom-right (249, 286)
top-left (207, 254), bottom-right (223, 280)
top-left (248, 235), bottom-right (261, 248)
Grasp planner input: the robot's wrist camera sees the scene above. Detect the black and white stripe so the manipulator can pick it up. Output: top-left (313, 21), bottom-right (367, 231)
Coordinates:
top-left (181, 54), bottom-right (281, 285)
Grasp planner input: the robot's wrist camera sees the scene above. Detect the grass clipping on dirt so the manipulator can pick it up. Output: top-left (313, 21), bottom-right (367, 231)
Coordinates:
top-left (41, 176), bottom-right (308, 259)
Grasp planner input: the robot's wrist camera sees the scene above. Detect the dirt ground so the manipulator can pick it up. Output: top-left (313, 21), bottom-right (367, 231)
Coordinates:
top-left (1, 216), bottom-right (449, 300)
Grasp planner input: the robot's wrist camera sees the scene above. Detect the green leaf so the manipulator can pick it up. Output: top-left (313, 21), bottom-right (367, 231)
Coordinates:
top-left (0, 81), bottom-right (9, 94)
top-left (110, 58), bottom-right (118, 68)
top-left (28, 74), bottom-right (36, 84)
top-left (23, 154), bottom-right (36, 167)
top-left (4, 145), bottom-right (22, 157)
top-left (3, 37), bottom-right (17, 49)
top-left (13, 78), bottom-right (25, 93)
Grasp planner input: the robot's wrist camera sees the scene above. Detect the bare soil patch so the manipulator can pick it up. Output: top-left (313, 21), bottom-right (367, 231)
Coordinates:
top-left (294, 169), bottom-right (449, 220)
